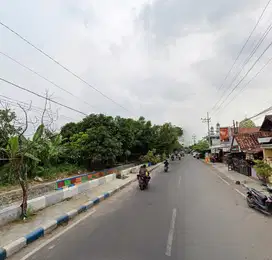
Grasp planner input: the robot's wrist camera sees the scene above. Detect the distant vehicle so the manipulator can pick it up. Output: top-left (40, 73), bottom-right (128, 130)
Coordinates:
top-left (193, 152), bottom-right (197, 158)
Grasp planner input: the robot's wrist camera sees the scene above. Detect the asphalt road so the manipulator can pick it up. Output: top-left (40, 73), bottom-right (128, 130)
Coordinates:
top-left (11, 156), bottom-right (272, 260)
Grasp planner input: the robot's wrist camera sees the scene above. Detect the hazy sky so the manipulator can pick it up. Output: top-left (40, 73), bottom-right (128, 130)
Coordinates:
top-left (0, 0), bottom-right (272, 144)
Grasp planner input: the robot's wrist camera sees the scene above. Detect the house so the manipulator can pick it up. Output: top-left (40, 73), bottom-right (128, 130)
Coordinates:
top-left (230, 130), bottom-right (272, 177)
top-left (258, 115), bottom-right (272, 166)
top-left (231, 131), bottom-right (272, 158)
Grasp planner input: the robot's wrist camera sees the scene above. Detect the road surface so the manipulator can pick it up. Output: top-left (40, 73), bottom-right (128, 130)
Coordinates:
top-left (11, 156), bottom-right (272, 260)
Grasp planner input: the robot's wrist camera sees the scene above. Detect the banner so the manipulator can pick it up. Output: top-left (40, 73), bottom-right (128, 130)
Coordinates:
top-left (220, 127), bottom-right (229, 142)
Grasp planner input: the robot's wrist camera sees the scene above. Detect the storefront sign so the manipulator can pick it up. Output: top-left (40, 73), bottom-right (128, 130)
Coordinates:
top-left (211, 138), bottom-right (220, 146)
top-left (220, 127), bottom-right (229, 142)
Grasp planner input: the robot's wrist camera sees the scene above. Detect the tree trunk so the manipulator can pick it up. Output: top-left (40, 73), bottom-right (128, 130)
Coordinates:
top-left (19, 176), bottom-right (28, 219)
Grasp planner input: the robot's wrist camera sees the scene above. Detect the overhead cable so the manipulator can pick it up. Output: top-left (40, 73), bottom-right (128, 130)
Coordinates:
top-left (0, 77), bottom-right (88, 116)
top-left (0, 21), bottom-right (132, 115)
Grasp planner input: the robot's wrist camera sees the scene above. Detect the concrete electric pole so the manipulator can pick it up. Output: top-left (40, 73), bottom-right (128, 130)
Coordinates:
top-left (201, 112), bottom-right (211, 146)
top-left (192, 134), bottom-right (196, 145)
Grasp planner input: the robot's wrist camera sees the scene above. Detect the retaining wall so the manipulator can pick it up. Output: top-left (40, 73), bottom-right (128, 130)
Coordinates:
top-left (0, 163), bottom-right (145, 227)
top-left (0, 173), bottom-right (116, 227)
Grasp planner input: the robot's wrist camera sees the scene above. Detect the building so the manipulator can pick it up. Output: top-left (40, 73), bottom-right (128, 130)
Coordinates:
top-left (258, 115), bottom-right (272, 166)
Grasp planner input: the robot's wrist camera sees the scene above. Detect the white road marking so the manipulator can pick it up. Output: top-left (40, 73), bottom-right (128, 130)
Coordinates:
top-left (20, 209), bottom-right (96, 260)
top-left (165, 208), bottom-right (177, 257)
top-left (48, 245), bottom-right (55, 250)
top-left (178, 176), bottom-right (181, 186)
top-left (217, 175), bottom-right (230, 185)
top-left (235, 188), bottom-right (246, 198)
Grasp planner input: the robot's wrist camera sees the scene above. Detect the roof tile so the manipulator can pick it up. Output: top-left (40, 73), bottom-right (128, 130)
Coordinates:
top-left (234, 131), bottom-right (272, 153)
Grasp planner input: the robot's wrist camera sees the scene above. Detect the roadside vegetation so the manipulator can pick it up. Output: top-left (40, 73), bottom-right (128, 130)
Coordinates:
top-left (0, 105), bottom-right (183, 218)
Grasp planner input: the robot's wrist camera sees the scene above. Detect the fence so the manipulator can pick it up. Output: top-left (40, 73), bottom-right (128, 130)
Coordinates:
top-left (232, 158), bottom-right (251, 176)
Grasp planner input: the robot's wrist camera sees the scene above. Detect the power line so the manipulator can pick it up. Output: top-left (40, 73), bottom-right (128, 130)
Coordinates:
top-left (0, 21), bottom-right (132, 115)
top-left (0, 77), bottom-right (88, 116)
top-left (217, 22), bottom-right (272, 108)
top-left (0, 51), bottom-right (95, 110)
top-left (248, 105), bottom-right (272, 120)
top-left (212, 21), bottom-right (272, 114)
top-left (213, 39), bottom-right (272, 114)
top-left (214, 55), bottom-right (272, 115)
top-left (214, 0), bottom-right (271, 94)
top-left (0, 94), bottom-right (75, 121)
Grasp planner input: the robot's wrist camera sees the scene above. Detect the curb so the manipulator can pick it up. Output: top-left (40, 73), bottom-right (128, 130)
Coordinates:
top-left (0, 164), bottom-right (161, 260)
top-left (208, 163), bottom-right (252, 190)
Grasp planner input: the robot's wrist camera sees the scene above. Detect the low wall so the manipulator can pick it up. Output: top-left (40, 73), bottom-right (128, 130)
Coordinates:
top-left (55, 168), bottom-right (118, 190)
top-left (0, 163), bottom-right (149, 227)
top-left (0, 164), bottom-right (136, 208)
top-left (0, 173), bottom-right (116, 227)
top-left (0, 182), bottom-right (55, 209)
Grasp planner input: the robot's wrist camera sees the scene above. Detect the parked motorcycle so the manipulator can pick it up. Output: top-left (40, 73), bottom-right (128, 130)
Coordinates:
top-left (164, 165), bottom-right (169, 172)
top-left (247, 188), bottom-right (272, 215)
top-left (138, 175), bottom-right (149, 190)
top-left (266, 183), bottom-right (272, 193)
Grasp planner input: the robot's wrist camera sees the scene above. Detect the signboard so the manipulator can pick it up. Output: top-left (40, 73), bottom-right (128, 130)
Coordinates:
top-left (220, 127), bottom-right (229, 142)
top-left (211, 138), bottom-right (220, 146)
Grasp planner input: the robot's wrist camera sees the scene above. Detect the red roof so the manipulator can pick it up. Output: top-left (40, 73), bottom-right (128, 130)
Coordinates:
top-left (238, 127), bottom-right (260, 134)
top-left (234, 131), bottom-right (272, 153)
top-left (230, 127), bottom-right (260, 135)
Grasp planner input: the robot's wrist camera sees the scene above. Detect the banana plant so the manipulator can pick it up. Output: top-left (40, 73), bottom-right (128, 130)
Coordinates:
top-left (1, 125), bottom-right (42, 218)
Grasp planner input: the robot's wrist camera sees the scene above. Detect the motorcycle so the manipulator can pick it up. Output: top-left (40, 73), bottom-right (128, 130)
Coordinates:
top-left (171, 156), bottom-right (175, 161)
top-left (247, 188), bottom-right (272, 215)
top-left (164, 165), bottom-right (169, 172)
top-left (138, 175), bottom-right (149, 190)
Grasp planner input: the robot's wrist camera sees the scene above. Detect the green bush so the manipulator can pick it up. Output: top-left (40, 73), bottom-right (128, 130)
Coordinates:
top-left (254, 160), bottom-right (272, 183)
top-left (36, 163), bottom-right (86, 180)
top-left (0, 163), bottom-right (17, 185)
top-left (141, 150), bottom-right (162, 165)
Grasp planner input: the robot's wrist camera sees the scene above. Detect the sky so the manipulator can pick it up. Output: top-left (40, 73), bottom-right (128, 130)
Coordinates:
top-left (0, 0), bottom-right (272, 145)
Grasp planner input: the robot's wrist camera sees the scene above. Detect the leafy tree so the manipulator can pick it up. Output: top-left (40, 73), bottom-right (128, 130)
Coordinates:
top-left (60, 122), bottom-right (78, 140)
top-left (115, 116), bottom-right (136, 158)
top-left (239, 118), bottom-right (256, 128)
top-left (0, 109), bottom-right (20, 148)
top-left (68, 126), bottom-right (122, 165)
top-left (192, 139), bottom-right (209, 152)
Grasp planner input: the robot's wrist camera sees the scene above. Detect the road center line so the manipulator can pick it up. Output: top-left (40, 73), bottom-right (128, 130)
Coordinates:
top-left (178, 176), bottom-right (181, 186)
top-left (20, 209), bottom-right (96, 260)
top-left (165, 208), bottom-right (177, 257)
top-left (235, 188), bottom-right (246, 198)
top-left (217, 175), bottom-right (230, 185)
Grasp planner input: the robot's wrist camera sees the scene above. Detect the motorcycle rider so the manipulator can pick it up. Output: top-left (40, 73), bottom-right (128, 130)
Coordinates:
top-left (138, 165), bottom-right (150, 183)
top-left (164, 159), bottom-right (169, 168)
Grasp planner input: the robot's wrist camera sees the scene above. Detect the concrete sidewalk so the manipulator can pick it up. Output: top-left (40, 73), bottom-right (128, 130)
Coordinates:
top-left (210, 163), bottom-right (270, 195)
top-left (0, 176), bottom-right (131, 247)
top-left (0, 163), bottom-right (161, 251)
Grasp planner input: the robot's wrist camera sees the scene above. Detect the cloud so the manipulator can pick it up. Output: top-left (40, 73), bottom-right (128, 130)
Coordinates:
top-left (0, 0), bottom-right (272, 143)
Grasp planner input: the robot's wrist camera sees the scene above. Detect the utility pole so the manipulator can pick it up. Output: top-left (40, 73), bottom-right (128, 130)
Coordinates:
top-left (192, 134), bottom-right (196, 145)
top-left (201, 112), bottom-right (211, 146)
